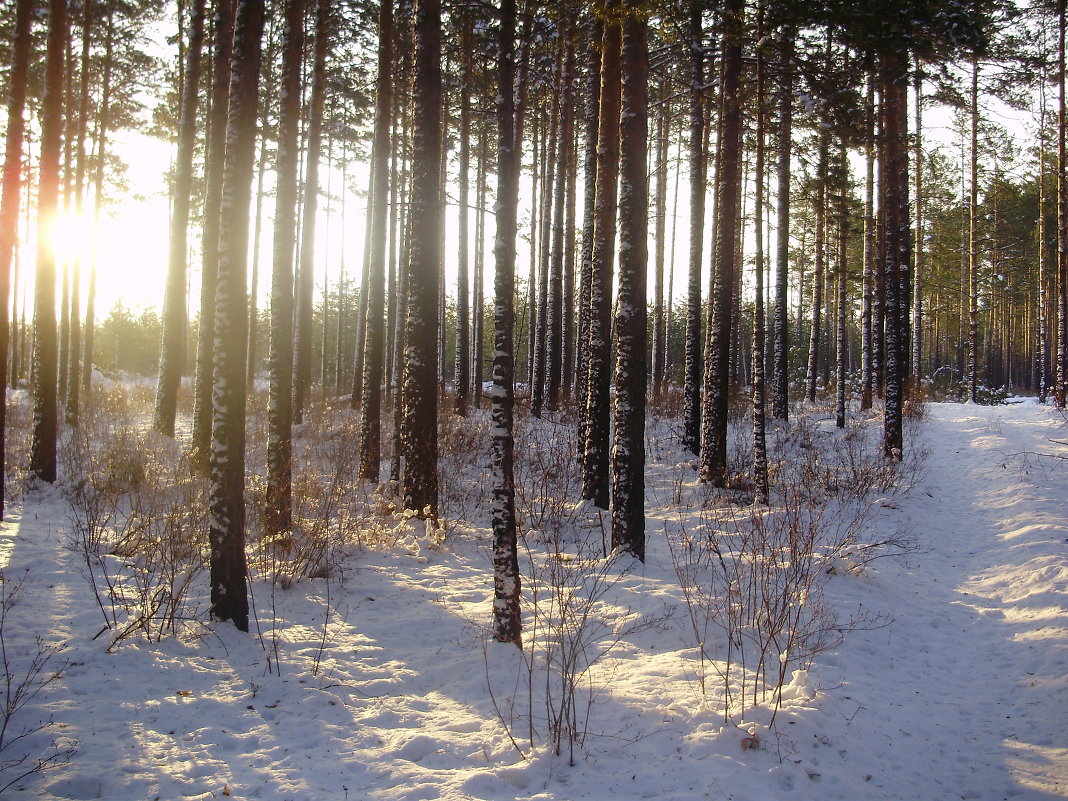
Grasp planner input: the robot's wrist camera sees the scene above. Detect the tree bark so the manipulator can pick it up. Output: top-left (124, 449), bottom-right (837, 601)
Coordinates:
top-left (0, 0), bottom-right (34, 513)
top-left (401, 0), bottom-right (442, 517)
top-left (581, 5), bottom-right (621, 509)
top-left (683, 0), bottom-right (705, 450)
top-left (611, 0), bottom-right (647, 560)
top-left (264, 0), bottom-right (305, 536)
top-left (30, 0), bottom-right (68, 485)
top-left (155, 0), bottom-right (206, 437)
top-left (771, 28), bottom-right (793, 422)
top-left (491, 0), bottom-right (521, 647)
top-left (357, 0), bottom-right (392, 482)
top-left (208, 0), bottom-right (265, 631)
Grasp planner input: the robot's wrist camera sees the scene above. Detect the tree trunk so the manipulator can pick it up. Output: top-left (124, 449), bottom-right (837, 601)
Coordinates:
top-left (805, 133), bottom-right (828, 404)
top-left (880, 52), bottom-right (908, 459)
top-left (491, 0), bottom-right (521, 647)
top-left (30, 0), bottom-right (67, 484)
top-left (969, 57), bottom-right (980, 403)
top-left (861, 76), bottom-right (875, 411)
top-left (0, 0), bottom-right (34, 514)
top-left (1058, 0), bottom-right (1067, 407)
top-left (264, 0), bottom-right (305, 536)
top-left (65, 0), bottom-right (92, 425)
top-left (611, 0), bottom-right (647, 561)
top-left (651, 78), bottom-right (668, 402)
top-left (192, 0), bottom-right (235, 464)
top-left (357, 0), bottom-right (392, 482)
top-left (836, 146), bottom-right (847, 429)
top-left (683, 0), bottom-right (705, 451)
top-left (699, 0), bottom-right (743, 487)
top-left (208, 0), bottom-right (265, 631)
top-left (293, 0), bottom-right (330, 423)
top-left (155, 0), bottom-right (205, 437)
top-left (752, 14), bottom-right (768, 502)
top-left (771, 28), bottom-right (792, 421)
top-left (912, 67), bottom-right (923, 386)
top-left (401, 0), bottom-right (442, 517)
top-left (453, 9), bottom-right (471, 416)
top-left (581, 6), bottom-right (621, 509)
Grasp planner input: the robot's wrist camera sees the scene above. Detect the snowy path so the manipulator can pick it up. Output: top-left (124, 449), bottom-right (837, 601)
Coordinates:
top-left (820, 402), bottom-right (1068, 800)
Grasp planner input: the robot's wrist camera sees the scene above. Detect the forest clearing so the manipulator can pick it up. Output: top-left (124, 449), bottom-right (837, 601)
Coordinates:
top-left (0, 389), bottom-right (1065, 800)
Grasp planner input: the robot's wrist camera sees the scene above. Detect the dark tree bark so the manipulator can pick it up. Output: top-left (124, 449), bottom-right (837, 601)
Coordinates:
top-left (861, 76), bottom-right (875, 411)
top-left (472, 123), bottom-right (488, 405)
top-left (65, 0), bottom-right (91, 425)
top-left (293, 0), bottom-right (330, 423)
top-left (491, 0), bottom-right (521, 647)
top-left (357, 0), bottom-right (392, 482)
top-left (699, 0), bottom-right (743, 487)
top-left (880, 52), bottom-right (908, 460)
top-left (155, 0), bottom-right (206, 437)
top-left (752, 14), bottom-right (768, 503)
top-left (610, 0), bottom-right (647, 561)
top-left (771, 28), bottom-right (792, 422)
top-left (0, 0), bottom-right (34, 514)
top-left (576, 13), bottom-right (602, 457)
top-left (805, 133), bottom-right (829, 404)
top-left (581, 6), bottom-right (621, 509)
top-left (1058, 0), bottom-right (1067, 407)
top-left (81, 7), bottom-right (114, 401)
top-left (683, 0), bottom-right (705, 451)
top-left (546, 20), bottom-right (573, 413)
top-left (968, 57), bottom-right (980, 403)
top-left (401, 0), bottom-right (442, 517)
top-left (264, 0), bottom-right (305, 536)
top-left (208, 0), bottom-right (265, 631)
top-left (835, 147), bottom-right (847, 429)
top-left (192, 0), bottom-right (235, 464)
top-left (453, 8), bottom-right (471, 416)
top-left (912, 67), bottom-right (923, 385)
top-left (651, 78), bottom-right (668, 401)
top-left (30, 0), bottom-right (68, 485)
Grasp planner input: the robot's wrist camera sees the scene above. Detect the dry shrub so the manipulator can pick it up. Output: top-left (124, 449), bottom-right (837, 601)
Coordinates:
top-left (4, 391), bottom-right (32, 505)
top-left (61, 417), bottom-right (209, 647)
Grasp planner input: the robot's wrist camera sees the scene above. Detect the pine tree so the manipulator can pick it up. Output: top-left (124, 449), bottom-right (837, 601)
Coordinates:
top-left (30, 0), bottom-right (68, 485)
top-left (208, 0), bottom-right (265, 631)
top-left (154, 0), bottom-right (205, 437)
top-left (610, 0), bottom-right (648, 561)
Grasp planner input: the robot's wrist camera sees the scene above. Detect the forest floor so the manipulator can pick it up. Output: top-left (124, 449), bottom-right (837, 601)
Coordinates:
top-left (0, 397), bottom-right (1066, 800)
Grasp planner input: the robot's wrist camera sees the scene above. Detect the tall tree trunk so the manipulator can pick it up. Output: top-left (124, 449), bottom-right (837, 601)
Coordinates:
top-left (771, 27), bottom-right (792, 421)
top-left (81, 8), bottom-right (114, 400)
top-left (835, 146), bottom-right (847, 429)
top-left (472, 123), bottom-right (487, 405)
top-left (208, 0), bottom-right (265, 631)
top-left (969, 56), bottom-right (980, 403)
top-left (453, 9), bottom-right (471, 416)
top-left (357, 0), bottom-right (392, 482)
top-left (155, 0), bottom-right (205, 436)
top-left (491, 0), bottom-right (521, 647)
top-left (805, 133), bottom-right (828, 404)
top-left (683, 1), bottom-right (705, 450)
top-left (246, 123), bottom-right (268, 387)
top-left (264, 0), bottom-right (304, 536)
top-left (581, 6), bottom-right (621, 509)
top-left (699, 0), bottom-right (743, 487)
top-left (192, 0), bottom-right (235, 464)
top-left (65, 0), bottom-right (91, 425)
top-left (1039, 60), bottom-right (1050, 404)
top-left (576, 14), bottom-right (602, 459)
top-left (912, 67), bottom-right (923, 385)
top-left (293, 0), bottom-right (330, 423)
top-left (860, 76), bottom-right (875, 411)
top-left (881, 52), bottom-right (908, 459)
top-left (1058, 0), bottom-right (1067, 407)
top-left (546, 21), bottom-right (573, 413)
top-left (401, 0), bottom-right (442, 517)
top-left (611, 0), bottom-right (647, 560)
top-left (30, 0), bottom-right (67, 484)
top-left (651, 78), bottom-right (667, 402)
top-left (0, 0), bottom-right (34, 514)
top-left (752, 14), bottom-right (768, 503)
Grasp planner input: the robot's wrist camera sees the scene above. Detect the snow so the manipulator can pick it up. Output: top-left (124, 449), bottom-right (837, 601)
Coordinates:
top-left (1, 400), bottom-right (1066, 799)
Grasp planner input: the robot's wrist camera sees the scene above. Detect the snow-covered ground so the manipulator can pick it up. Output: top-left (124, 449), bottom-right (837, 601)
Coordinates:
top-left (0, 400), bottom-right (1065, 800)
